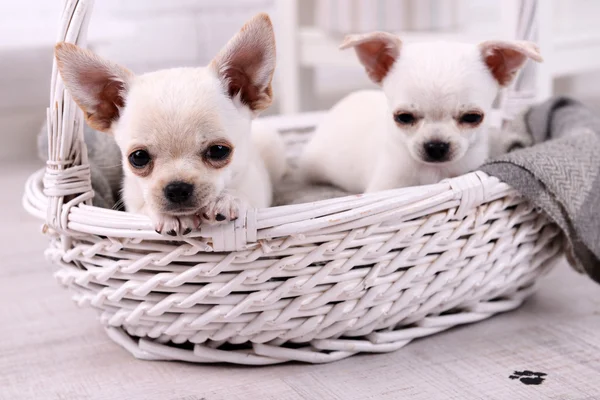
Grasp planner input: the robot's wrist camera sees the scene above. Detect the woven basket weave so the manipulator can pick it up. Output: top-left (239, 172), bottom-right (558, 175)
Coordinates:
top-left (23, 0), bottom-right (563, 365)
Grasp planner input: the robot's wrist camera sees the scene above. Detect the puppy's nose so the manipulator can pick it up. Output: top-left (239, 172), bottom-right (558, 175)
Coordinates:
top-left (424, 141), bottom-right (450, 162)
top-left (164, 181), bottom-right (194, 204)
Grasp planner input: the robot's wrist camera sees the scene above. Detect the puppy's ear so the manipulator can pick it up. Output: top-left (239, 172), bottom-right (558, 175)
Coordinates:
top-left (210, 13), bottom-right (276, 114)
top-left (479, 40), bottom-right (543, 87)
top-left (54, 42), bottom-right (133, 133)
top-left (340, 32), bottom-right (402, 84)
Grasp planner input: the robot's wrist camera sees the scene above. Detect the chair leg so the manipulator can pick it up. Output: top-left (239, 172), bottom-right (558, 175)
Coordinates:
top-left (275, 0), bottom-right (301, 115)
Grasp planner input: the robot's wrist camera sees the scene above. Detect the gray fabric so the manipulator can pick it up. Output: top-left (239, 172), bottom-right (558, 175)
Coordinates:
top-left (488, 112), bottom-right (533, 159)
top-left (482, 97), bottom-right (600, 284)
top-left (272, 169), bottom-right (351, 206)
top-left (37, 123), bottom-right (123, 209)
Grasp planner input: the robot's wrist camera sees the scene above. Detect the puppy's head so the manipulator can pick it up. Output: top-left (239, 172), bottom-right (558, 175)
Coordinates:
top-left (341, 33), bottom-right (542, 165)
top-left (55, 13), bottom-right (275, 215)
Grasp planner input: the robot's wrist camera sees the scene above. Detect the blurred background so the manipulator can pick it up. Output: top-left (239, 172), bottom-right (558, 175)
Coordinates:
top-left (2, 0), bottom-right (600, 163)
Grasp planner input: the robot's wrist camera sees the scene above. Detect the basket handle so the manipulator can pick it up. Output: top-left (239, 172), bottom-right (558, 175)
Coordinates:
top-left (44, 0), bottom-right (95, 232)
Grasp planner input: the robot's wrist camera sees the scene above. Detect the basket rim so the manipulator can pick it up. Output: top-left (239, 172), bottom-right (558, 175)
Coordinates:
top-left (24, 167), bottom-right (516, 248)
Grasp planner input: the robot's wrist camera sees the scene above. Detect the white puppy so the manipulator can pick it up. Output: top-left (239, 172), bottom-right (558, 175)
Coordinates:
top-left (55, 14), bottom-right (285, 236)
top-left (300, 33), bottom-right (542, 193)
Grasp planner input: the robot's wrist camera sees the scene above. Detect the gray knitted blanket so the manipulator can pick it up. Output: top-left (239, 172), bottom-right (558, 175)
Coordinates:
top-left (483, 97), bottom-right (600, 284)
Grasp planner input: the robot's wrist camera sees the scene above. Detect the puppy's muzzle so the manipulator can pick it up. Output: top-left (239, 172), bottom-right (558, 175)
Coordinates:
top-left (164, 181), bottom-right (194, 205)
top-left (424, 141), bottom-right (450, 162)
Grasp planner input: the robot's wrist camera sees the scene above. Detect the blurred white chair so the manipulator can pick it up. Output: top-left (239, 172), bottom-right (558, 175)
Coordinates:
top-left (274, 0), bottom-right (600, 119)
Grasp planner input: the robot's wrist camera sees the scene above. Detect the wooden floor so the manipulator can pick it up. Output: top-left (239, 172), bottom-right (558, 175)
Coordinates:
top-left (2, 162), bottom-right (600, 400)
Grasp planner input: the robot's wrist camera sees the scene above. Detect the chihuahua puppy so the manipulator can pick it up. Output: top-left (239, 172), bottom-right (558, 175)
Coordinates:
top-left (55, 14), bottom-right (285, 236)
top-left (299, 33), bottom-right (542, 193)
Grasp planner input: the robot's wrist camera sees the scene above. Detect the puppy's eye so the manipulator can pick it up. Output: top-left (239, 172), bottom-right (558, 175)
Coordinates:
top-left (394, 112), bottom-right (417, 125)
top-left (205, 145), bottom-right (231, 161)
top-left (459, 112), bottom-right (484, 125)
top-left (129, 150), bottom-right (151, 168)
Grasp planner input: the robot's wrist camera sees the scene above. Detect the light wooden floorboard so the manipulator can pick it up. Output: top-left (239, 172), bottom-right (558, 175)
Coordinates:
top-left (1, 162), bottom-right (599, 400)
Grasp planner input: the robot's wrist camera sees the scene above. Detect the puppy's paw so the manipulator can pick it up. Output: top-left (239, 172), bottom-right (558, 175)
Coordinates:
top-left (154, 214), bottom-right (201, 237)
top-left (201, 193), bottom-right (244, 225)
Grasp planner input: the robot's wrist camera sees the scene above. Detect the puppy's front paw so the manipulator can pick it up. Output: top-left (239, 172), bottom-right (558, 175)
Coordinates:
top-left (201, 193), bottom-right (244, 225)
top-left (154, 214), bottom-right (201, 237)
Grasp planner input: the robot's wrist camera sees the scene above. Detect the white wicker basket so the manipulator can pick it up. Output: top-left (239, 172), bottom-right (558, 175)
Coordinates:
top-left (23, 0), bottom-right (563, 365)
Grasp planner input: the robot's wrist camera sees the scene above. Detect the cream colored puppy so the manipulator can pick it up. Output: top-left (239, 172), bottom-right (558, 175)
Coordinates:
top-left (55, 14), bottom-right (285, 236)
top-left (300, 33), bottom-right (542, 193)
